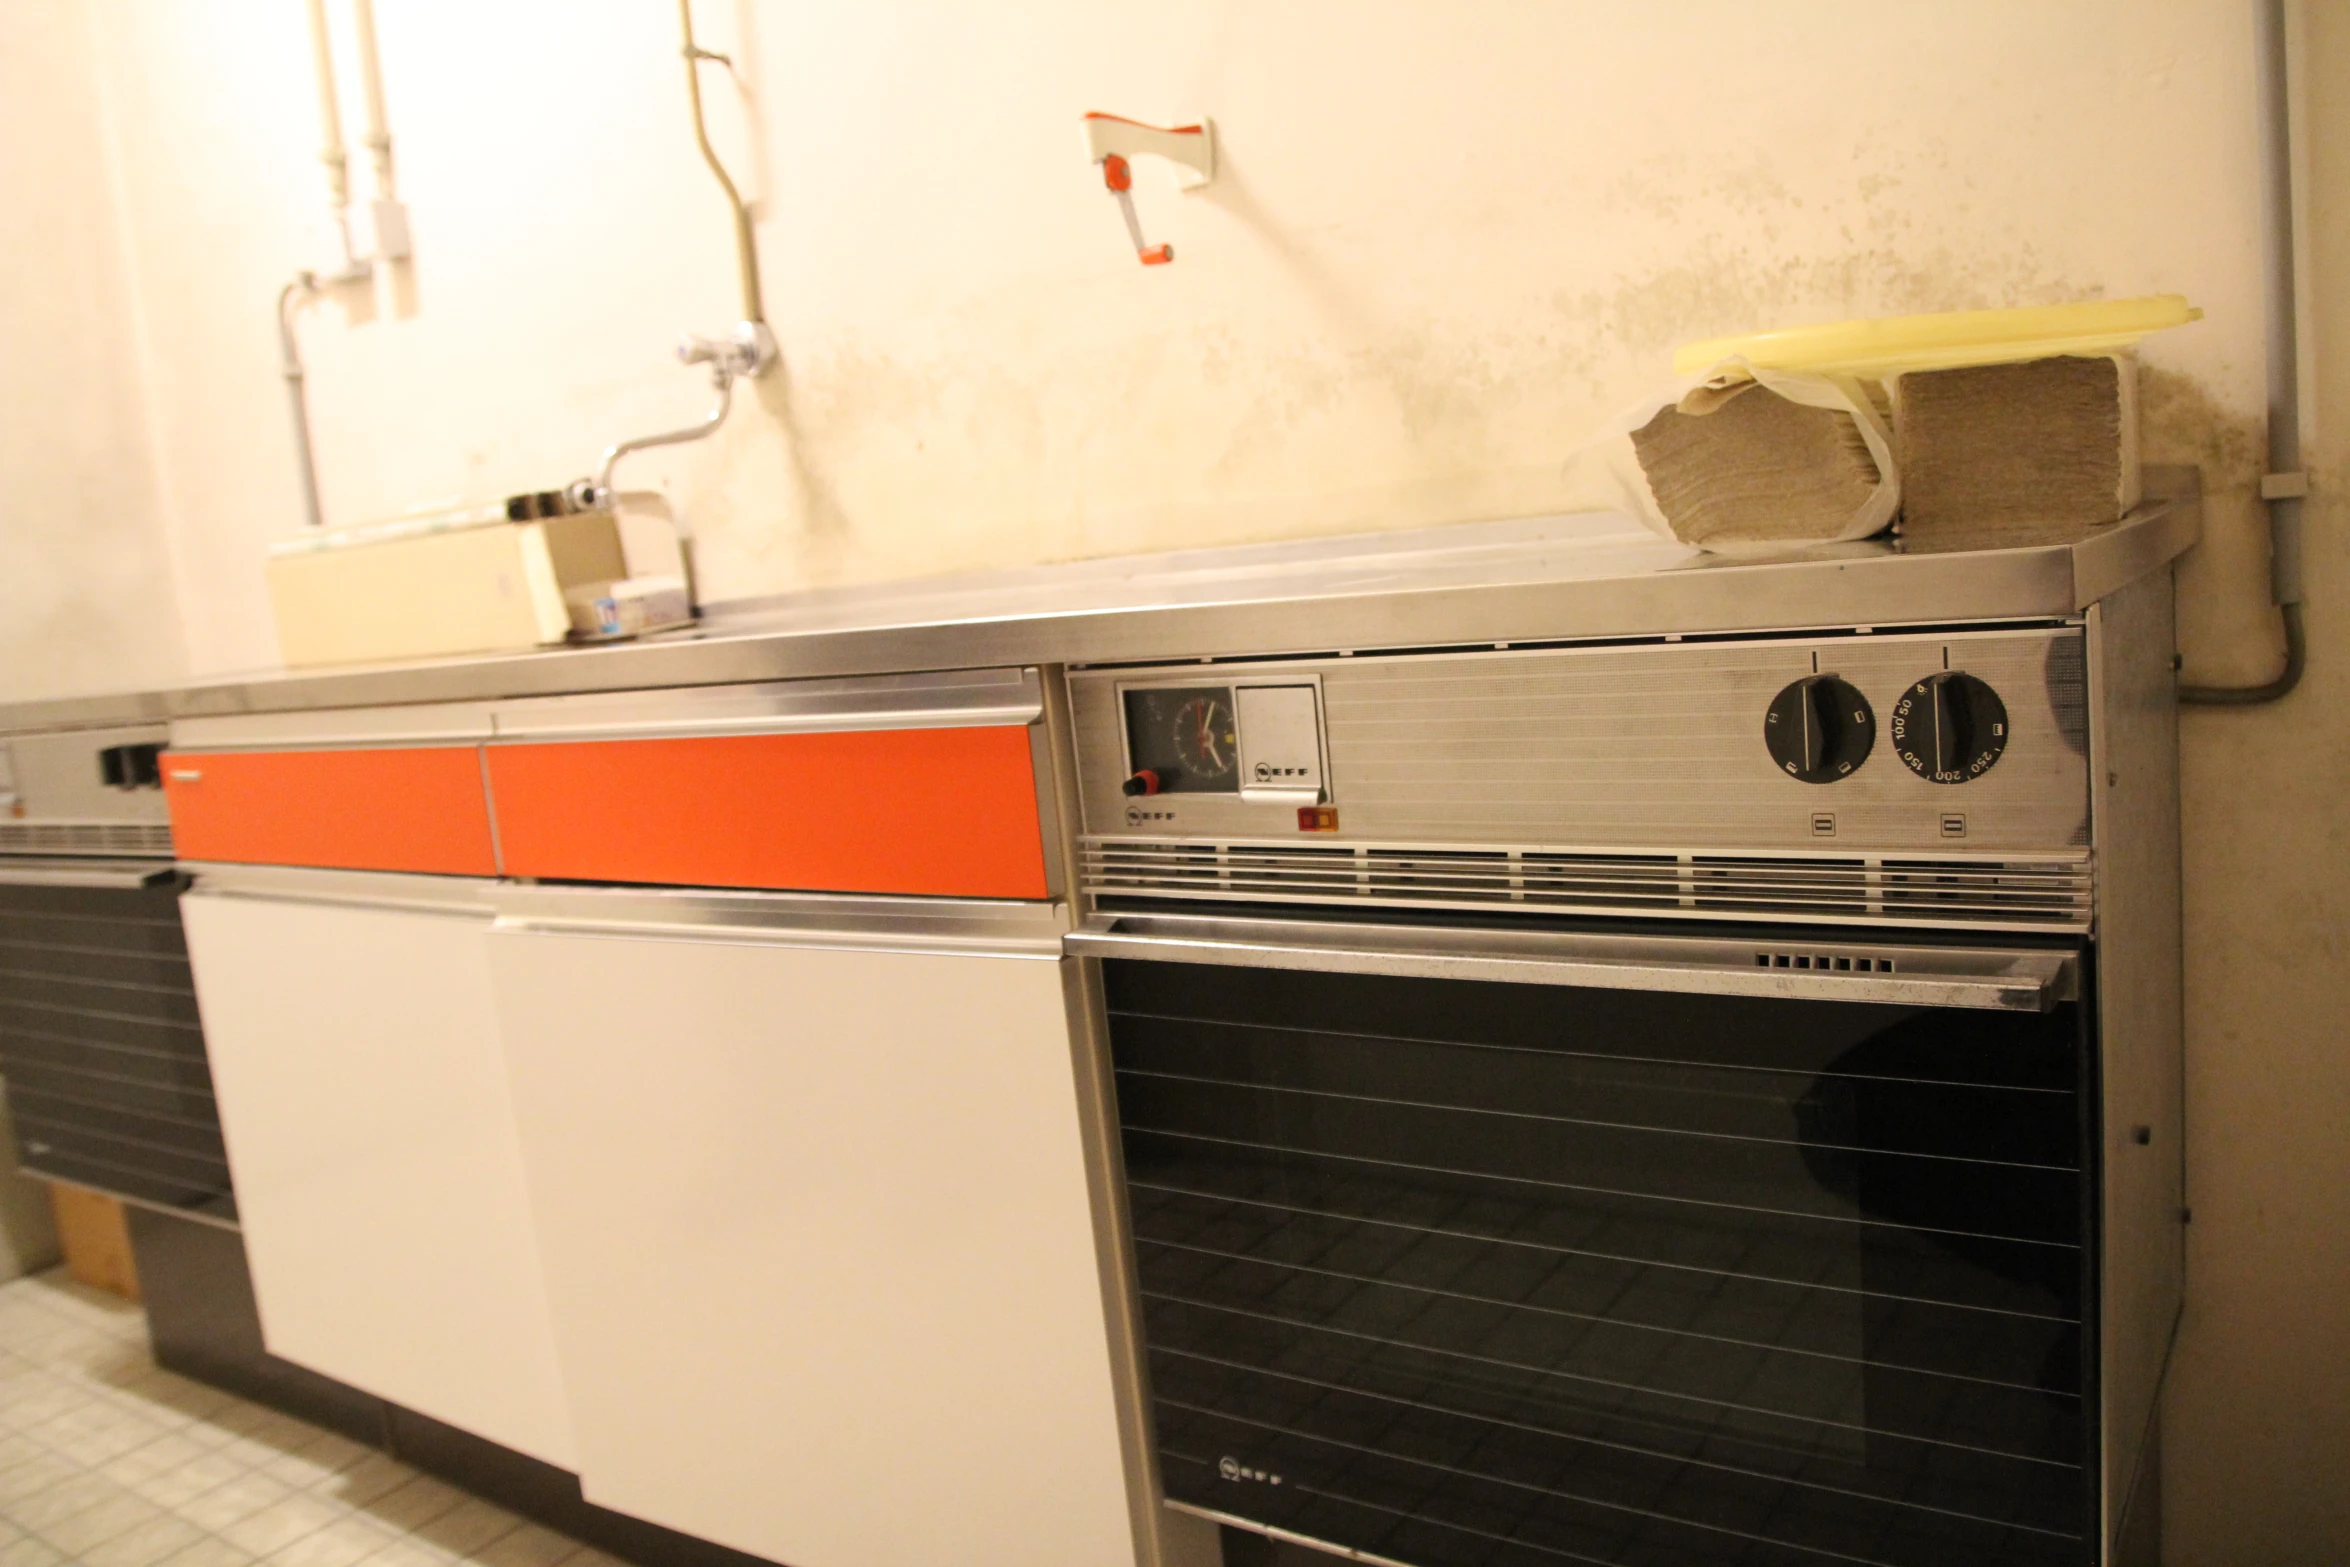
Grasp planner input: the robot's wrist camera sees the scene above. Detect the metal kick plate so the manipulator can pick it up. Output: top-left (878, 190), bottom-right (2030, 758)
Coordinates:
top-left (1070, 627), bottom-right (2090, 855)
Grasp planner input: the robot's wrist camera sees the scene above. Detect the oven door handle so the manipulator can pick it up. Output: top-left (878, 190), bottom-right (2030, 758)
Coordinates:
top-left (1066, 915), bottom-right (2077, 1012)
top-left (180, 862), bottom-right (494, 918)
top-left (488, 882), bottom-right (1068, 959)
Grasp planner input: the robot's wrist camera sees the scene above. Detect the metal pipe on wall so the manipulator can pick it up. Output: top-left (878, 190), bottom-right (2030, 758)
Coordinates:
top-left (2183, 0), bottom-right (2309, 704)
top-left (281, 1), bottom-right (361, 531)
top-left (301, 0), bottom-right (349, 225)
top-left (572, 3), bottom-right (775, 508)
top-left (589, 372), bottom-right (734, 503)
top-left (349, 0), bottom-right (395, 202)
top-left (679, 0), bottom-right (763, 327)
top-left (278, 276), bottom-right (324, 532)
top-left (347, 0), bottom-right (411, 260)
top-left (281, 0), bottom-right (399, 530)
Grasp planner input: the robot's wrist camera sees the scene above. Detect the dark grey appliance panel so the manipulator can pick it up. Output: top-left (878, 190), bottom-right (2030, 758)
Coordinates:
top-left (1104, 957), bottom-right (2094, 1567)
top-left (0, 879), bottom-right (236, 1223)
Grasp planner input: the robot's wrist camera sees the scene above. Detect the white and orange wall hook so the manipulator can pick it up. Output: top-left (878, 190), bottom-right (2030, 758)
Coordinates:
top-left (1082, 113), bottom-right (1216, 265)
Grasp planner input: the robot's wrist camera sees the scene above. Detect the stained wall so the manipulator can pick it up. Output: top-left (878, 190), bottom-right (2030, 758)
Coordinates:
top-left (0, 3), bottom-right (2343, 1560)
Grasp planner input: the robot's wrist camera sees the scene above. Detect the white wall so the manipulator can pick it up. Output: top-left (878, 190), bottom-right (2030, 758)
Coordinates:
top-left (4, 3), bottom-right (2347, 1561)
top-left (0, 0), bottom-right (187, 703)
top-left (2160, 8), bottom-right (2350, 1560)
top-left (86, 1), bottom-right (2279, 679)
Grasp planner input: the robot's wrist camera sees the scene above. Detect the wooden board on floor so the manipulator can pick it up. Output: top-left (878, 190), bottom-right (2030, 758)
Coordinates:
top-left (50, 1184), bottom-right (140, 1301)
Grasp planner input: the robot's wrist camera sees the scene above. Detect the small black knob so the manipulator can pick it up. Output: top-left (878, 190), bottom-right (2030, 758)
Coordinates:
top-left (1122, 770), bottom-right (1164, 797)
top-left (1764, 676), bottom-right (1875, 783)
top-left (1891, 672), bottom-right (2009, 783)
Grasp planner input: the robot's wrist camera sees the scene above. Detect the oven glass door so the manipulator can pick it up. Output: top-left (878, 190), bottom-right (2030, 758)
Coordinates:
top-left (0, 868), bottom-right (233, 1223)
top-left (1101, 956), bottom-right (2090, 1567)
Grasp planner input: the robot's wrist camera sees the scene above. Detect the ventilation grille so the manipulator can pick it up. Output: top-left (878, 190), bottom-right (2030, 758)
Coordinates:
top-left (0, 821), bottom-right (174, 858)
top-left (1082, 839), bottom-right (2092, 932)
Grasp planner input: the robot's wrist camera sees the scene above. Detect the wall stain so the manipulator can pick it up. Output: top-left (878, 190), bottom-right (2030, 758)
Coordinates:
top-left (2136, 363), bottom-right (2287, 684)
top-left (684, 139), bottom-right (2270, 690)
top-left (2138, 364), bottom-right (2264, 487)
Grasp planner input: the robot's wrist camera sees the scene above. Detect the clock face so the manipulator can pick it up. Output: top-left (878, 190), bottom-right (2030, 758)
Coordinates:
top-left (1123, 686), bottom-right (1240, 794)
top-left (1168, 694), bottom-right (1236, 782)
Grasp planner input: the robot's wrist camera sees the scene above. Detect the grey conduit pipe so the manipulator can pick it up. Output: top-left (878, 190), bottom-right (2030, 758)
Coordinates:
top-left (278, 274), bottom-right (324, 531)
top-left (680, 0), bottom-right (762, 328)
top-left (2183, 0), bottom-right (2309, 704)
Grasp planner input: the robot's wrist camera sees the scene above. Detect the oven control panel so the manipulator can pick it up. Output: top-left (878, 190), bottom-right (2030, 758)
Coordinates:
top-left (1068, 627), bottom-right (2089, 855)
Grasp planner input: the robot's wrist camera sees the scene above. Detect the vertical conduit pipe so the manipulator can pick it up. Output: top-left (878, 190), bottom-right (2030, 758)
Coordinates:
top-left (350, 0), bottom-right (396, 201)
top-left (278, 276), bottom-right (324, 531)
top-left (2183, 0), bottom-right (2309, 703)
top-left (301, 0), bottom-right (353, 260)
top-left (679, 0), bottom-right (763, 327)
top-left (282, 1), bottom-right (367, 530)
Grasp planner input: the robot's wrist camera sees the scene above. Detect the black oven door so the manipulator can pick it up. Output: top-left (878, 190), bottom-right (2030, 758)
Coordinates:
top-left (0, 862), bottom-right (235, 1225)
top-left (1073, 913), bottom-right (2093, 1567)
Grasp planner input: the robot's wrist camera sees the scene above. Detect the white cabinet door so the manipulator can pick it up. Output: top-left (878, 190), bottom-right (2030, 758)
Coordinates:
top-left (489, 900), bottom-right (1137, 1567)
top-left (181, 875), bottom-right (574, 1468)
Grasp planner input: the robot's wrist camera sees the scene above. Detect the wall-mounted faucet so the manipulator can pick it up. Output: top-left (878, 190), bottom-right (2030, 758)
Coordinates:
top-left (574, 0), bottom-right (775, 511)
top-left (679, 320), bottom-right (774, 382)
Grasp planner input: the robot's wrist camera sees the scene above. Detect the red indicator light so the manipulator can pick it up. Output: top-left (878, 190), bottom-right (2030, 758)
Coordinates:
top-left (1297, 807), bottom-right (1338, 833)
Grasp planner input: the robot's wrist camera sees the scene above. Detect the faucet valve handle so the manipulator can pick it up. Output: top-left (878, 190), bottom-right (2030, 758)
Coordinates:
top-left (676, 321), bottom-right (777, 378)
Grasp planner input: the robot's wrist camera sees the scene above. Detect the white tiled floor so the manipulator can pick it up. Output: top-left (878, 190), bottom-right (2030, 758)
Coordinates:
top-left (0, 1269), bottom-right (625, 1567)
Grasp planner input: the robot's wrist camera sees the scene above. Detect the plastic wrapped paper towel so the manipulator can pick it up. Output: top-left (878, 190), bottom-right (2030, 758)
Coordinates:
top-left (1559, 360), bottom-right (1900, 554)
top-left (1582, 296), bottom-right (2201, 555)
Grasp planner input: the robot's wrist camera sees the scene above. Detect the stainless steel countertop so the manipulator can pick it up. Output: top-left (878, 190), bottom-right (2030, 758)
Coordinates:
top-left (0, 471), bottom-right (2200, 735)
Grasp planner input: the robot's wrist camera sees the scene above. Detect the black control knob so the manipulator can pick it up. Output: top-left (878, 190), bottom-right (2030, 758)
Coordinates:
top-left (1121, 770), bottom-right (1164, 797)
top-left (1891, 672), bottom-right (2009, 783)
top-left (1764, 676), bottom-right (1875, 783)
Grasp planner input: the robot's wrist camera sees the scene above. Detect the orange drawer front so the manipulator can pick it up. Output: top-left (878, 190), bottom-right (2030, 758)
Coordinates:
top-left (486, 727), bottom-right (1049, 898)
top-left (163, 748), bottom-right (498, 876)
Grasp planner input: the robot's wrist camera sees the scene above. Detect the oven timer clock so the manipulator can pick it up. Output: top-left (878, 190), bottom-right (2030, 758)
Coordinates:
top-left (1121, 686), bottom-right (1236, 795)
top-left (1118, 682), bottom-right (1327, 805)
